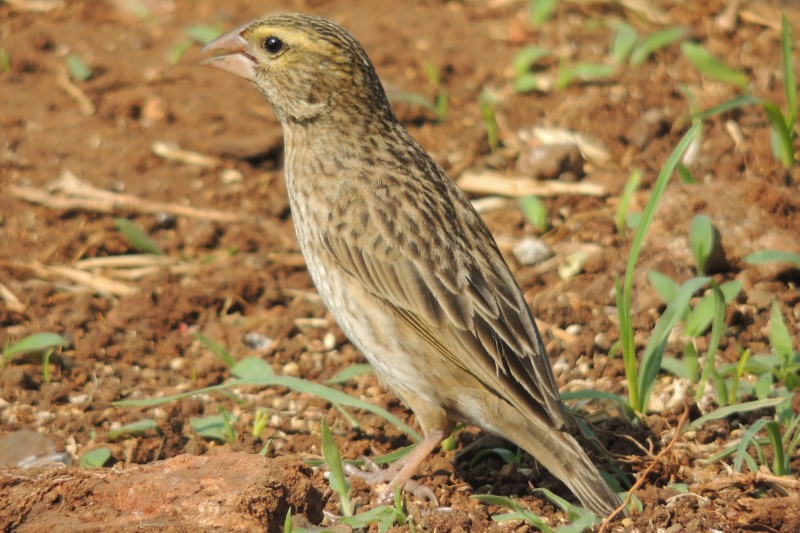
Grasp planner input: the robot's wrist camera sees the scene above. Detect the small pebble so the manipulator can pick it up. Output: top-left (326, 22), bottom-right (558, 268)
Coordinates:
top-left (322, 331), bottom-right (337, 351)
top-left (244, 332), bottom-right (274, 353)
top-left (220, 168), bottom-right (243, 184)
top-left (517, 142), bottom-right (584, 181)
top-left (512, 237), bottom-right (553, 266)
top-left (282, 361), bottom-right (300, 377)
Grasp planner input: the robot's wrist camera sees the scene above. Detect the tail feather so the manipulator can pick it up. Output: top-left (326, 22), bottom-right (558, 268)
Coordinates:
top-left (494, 404), bottom-right (621, 517)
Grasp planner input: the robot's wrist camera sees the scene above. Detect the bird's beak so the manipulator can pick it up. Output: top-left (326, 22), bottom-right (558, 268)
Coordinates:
top-left (200, 22), bottom-right (257, 81)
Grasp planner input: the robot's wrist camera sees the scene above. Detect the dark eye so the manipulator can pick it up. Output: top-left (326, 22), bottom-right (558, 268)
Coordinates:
top-left (264, 36), bottom-right (284, 54)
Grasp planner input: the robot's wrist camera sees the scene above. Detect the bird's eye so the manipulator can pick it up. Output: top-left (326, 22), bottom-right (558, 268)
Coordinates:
top-left (264, 36), bottom-right (285, 54)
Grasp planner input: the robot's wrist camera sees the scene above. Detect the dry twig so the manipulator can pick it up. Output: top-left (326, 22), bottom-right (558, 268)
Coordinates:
top-left (2, 261), bottom-right (136, 297)
top-left (0, 282), bottom-right (26, 313)
top-left (10, 170), bottom-right (249, 224)
top-left (598, 400), bottom-right (691, 532)
top-left (457, 170), bottom-right (606, 198)
top-left (694, 471), bottom-right (800, 494)
top-left (55, 67), bottom-right (95, 116)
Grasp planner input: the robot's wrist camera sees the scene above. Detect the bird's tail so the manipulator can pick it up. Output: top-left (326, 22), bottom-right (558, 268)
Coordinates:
top-left (499, 408), bottom-right (621, 517)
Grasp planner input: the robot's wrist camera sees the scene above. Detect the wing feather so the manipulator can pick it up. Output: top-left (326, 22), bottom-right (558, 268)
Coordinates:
top-left (320, 177), bottom-right (566, 429)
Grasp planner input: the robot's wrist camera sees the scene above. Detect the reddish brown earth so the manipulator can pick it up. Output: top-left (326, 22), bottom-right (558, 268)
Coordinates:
top-left (1, 0), bottom-right (799, 531)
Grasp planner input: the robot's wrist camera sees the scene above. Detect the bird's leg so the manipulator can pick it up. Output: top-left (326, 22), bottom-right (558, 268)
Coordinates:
top-left (345, 395), bottom-right (454, 505)
top-left (379, 425), bottom-right (451, 503)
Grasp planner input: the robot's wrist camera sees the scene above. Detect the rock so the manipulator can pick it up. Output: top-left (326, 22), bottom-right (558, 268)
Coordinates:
top-left (0, 429), bottom-right (69, 468)
top-left (0, 453), bottom-right (329, 532)
top-left (512, 237), bottom-right (553, 266)
top-left (516, 142), bottom-right (584, 182)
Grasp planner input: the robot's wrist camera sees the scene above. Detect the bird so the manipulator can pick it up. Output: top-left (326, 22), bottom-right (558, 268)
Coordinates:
top-left (202, 12), bottom-right (621, 517)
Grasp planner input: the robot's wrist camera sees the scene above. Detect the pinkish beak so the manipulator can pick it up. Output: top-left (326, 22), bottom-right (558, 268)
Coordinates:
top-left (200, 22), bottom-right (257, 81)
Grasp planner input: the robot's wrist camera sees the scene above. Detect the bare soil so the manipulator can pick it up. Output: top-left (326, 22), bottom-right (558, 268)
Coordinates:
top-left (1, 0), bottom-right (798, 531)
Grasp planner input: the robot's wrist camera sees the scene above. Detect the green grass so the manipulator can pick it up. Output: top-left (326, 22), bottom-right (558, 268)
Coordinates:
top-left (690, 16), bottom-right (796, 168)
top-left (115, 218), bottom-right (165, 255)
top-left (115, 334), bottom-right (422, 442)
top-left (616, 122), bottom-right (701, 414)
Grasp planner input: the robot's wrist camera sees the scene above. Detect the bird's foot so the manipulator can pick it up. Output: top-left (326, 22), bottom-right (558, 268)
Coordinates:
top-left (344, 455), bottom-right (439, 505)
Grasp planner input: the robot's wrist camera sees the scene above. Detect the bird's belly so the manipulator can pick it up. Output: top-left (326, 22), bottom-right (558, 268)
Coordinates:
top-left (296, 238), bottom-right (440, 403)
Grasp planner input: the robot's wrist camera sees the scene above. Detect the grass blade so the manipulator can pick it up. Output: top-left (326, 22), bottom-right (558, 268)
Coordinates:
top-left (321, 417), bottom-right (352, 516)
top-left (692, 94), bottom-right (762, 121)
top-left (695, 281), bottom-right (726, 402)
top-left (762, 101), bottom-right (795, 167)
top-left (325, 363), bottom-right (374, 384)
top-left (639, 276), bottom-right (709, 408)
top-left (781, 15), bottom-right (796, 130)
top-left (680, 42), bottom-right (748, 89)
top-left (114, 218), bottom-right (165, 255)
top-left (3, 332), bottom-right (67, 359)
top-left (108, 418), bottom-right (159, 439)
top-left (617, 122), bottom-right (701, 413)
top-left (744, 249), bottom-right (800, 266)
top-left (630, 27), bottom-right (686, 66)
top-left (114, 375), bottom-right (422, 441)
top-left (686, 397), bottom-right (787, 432)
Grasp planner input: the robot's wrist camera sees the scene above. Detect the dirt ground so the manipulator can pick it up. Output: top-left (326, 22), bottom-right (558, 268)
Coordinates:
top-left (1, 0), bottom-right (799, 531)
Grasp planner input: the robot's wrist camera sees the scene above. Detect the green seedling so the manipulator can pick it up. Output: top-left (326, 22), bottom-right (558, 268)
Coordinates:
top-left (629, 27), bottom-right (686, 66)
top-left (0, 48), bottom-right (10, 72)
top-left (769, 301), bottom-right (799, 390)
top-left (616, 123), bottom-right (701, 414)
top-left (252, 408), bottom-right (269, 438)
top-left (473, 491), bottom-right (599, 532)
top-left (66, 54), bottom-right (92, 81)
top-left (554, 60), bottom-right (616, 91)
top-left (685, 397), bottom-right (787, 433)
top-left (479, 89), bottom-right (500, 151)
top-left (80, 447), bottom-right (111, 468)
top-left (689, 214), bottom-right (715, 275)
top-left (529, 0), bottom-right (558, 27)
top-left (469, 447), bottom-right (521, 467)
top-left (2, 332), bottom-right (67, 379)
top-left (707, 407), bottom-right (799, 477)
top-left (41, 348), bottom-right (53, 383)
top-left (676, 163), bottom-right (697, 184)
top-left (325, 363), bottom-right (373, 384)
top-left (194, 332), bottom-right (236, 369)
top-left (258, 439), bottom-right (271, 456)
top-left (609, 21), bottom-right (638, 63)
top-left (185, 25), bottom-right (223, 45)
top-left (321, 416), bottom-right (352, 516)
top-left (647, 270), bottom-right (679, 305)
top-left (116, 339), bottom-right (421, 441)
top-left (168, 24), bottom-right (223, 65)
top-left (190, 409), bottom-right (237, 443)
top-left (519, 195), bottom-right (549, 233)
top-left (682, 279), bottom-right (741, 337)
top-left (389, 62), bottom-right (448, 122)
top-left (512, 46), bottom-right (550, 93)
top-left (423, 61), bottom-right (449, 122)
top-left (744, 249), bottom-right (800, 266)
top-left (681, 42), bottom-right (748, 90)
top-left (692, 17), bottom-right (796, 167)
top-left (108, 418), bottom-right (159, 440)
top-left (321, 419), bottom-right (413, 530)
top-left (114, 218), bottom-right (164, 255)
top-left (615, 167), bottom-right (641, 235)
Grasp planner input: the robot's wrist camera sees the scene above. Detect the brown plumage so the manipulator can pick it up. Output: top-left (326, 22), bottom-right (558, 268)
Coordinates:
top-left (202, 12), bottom-right (621, 516)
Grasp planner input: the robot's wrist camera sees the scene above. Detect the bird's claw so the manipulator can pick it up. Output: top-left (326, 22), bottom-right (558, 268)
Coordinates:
top-left (343, 455), bottom-right (439, 506)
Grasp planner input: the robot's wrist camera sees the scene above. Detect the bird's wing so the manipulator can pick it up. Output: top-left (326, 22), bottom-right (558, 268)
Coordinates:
top-left (321, 176), bottom-right (566, 428)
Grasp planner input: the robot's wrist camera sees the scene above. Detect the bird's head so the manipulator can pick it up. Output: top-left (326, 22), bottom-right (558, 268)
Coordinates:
top-left (202, 13), bottom-right (392, 125)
